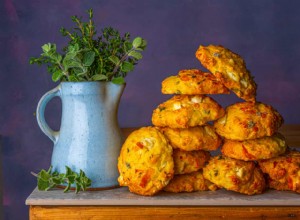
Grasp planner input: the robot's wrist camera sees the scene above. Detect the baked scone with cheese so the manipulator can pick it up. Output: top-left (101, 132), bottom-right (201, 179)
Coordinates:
top-left (118, 127), bottom-right (174, 196)
top-left (195, 45), bottom-right (257, 102)
top-left (203, 155), bottom-right (266, 195)
top-left (164, 171), bottom-right (218, 193)
top-left (152, 95), bottom-right (225, 128)
top-left (173, 149), bottom-right (211, 174)
top-left (259, 150), bottom-right (300, 193)
top-left (221, 133), bottom-right (287, 161)
top-left (162, 69), bottom-right (229, 95)
top-left (214, 102), bottom-right (283, 140)
top-left (159, 125), bottom-right (222, 151)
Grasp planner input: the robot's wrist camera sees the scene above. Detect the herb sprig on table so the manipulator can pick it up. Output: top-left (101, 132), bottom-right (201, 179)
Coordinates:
top-left (31, 166), bottom-right (92, 193)
top-left (29, 9), bottom-right (147, 84)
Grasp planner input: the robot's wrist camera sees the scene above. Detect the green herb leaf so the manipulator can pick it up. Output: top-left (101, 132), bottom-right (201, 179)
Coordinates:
top-left (85, 177), bottom-right (92, 186)
top-left (121, 61), bottom-right (134, 73)
top-left (37, 178), bottom-right (49, 191)
top-left (109, 55), bottom-right (120, 65)
top-left (63, 57), bottom-right (82, 69)
top-left (67, 175), bottom-right (76, 183)
top-left (91, 74), bottom-right (108, 81)
top-left (112, 77), bottom-right (125, 84)
top-left (68, 44), bottom-right (80, 53)
top-left (52, 70), bottom-right (63, 82)
top-left (140, 39), bottom-right (147, 50)
top-left (132, 37), bottom-right (142, 48)
top-left (42, 43), bottom-right (55, 53)
top-left (132, 37), bottom-right (147, 50)
top-left (128, 51), bottom-right (142, 60)
top-left (52, 176), bottom-right (63, 185)
top-left (39, 169), bottom-right (51, 181)
top-left (83, 51), bottom-right (95, 66)
top-left (68, 74), bottom-right (80, 82)
top-left (124, 41), bottom-right (132, 52)
top-left (80, 170), bottom-right (84, 178)
top-left (29, 57), bottom-right (40, 65)
top-left (65, 166), bottom-right (73, 176)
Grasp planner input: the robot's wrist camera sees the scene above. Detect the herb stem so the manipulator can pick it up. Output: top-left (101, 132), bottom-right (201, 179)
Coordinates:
top-left (112, 49), bottom-right (132, 76)
top-left (66, 31), bottom-right (75, 40)
top-left (31, 171), bottom-right (38, 177)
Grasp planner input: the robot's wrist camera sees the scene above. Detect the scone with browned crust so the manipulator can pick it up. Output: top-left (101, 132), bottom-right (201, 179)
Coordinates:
top-left (162, 69), bottom-right (229, 95)
top-left (222, 133), bottom-right (287, 161)
top-left (152, 95), bottom-right (225, 128)
top-left (203, 155), bottom-right (266, 195)
top-left (214, 102), bottom-right (283, 140)
top-left (195, 45), bottom-right (257, 102)
top-left (258, 150), bottom-right (300, 193)
top-left (173, 149), bottom-right (211, 174)
top-left (163, 171), bottom-right (218, 193)
top-left (159, 125), bottom-right (222, 151)
top-left (118, 127), bottom-right (174, 196)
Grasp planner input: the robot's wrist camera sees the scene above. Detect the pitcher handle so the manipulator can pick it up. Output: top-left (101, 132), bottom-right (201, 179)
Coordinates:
top-left (36, 84), bottom-right (61, 143)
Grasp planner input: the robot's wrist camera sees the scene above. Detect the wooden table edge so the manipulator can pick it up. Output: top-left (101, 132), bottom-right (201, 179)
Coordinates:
top-left (29, 205), bottom-right (300, 220)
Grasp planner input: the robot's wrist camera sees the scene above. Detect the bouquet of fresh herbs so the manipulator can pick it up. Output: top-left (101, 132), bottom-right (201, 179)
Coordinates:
top-left (30, 9), bottom-right (147, 84)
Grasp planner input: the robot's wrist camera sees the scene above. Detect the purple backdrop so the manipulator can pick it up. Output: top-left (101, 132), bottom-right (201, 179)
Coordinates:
top-left (1, 0), bottom-right (300, 219)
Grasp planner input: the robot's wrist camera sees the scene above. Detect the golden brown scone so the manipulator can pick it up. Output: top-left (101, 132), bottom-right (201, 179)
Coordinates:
top-left (159, 125), bottom-right (222, 151)
top-left (268, 179), bottom-right (291, 191)
top-left (173, 149), bottom-right (211, 174)
top-left (195, 45), bottom-right (257, 102)
top-left (118, 127), bottom-right (174, 196)
top-left (221, 133), bottom-right (287, 161)
top-left (152, 95), bottom-right (225, 128)
top-left (161, 69), bottom-right (230, 95)
top-left (214, 102), bottom-right (283, 140)
top-left (203, 155), bottom-right (266, 195)
top-left (258, 150), bottom-right (300, 193)
top-left (163, 171), bottom-right (218, 193)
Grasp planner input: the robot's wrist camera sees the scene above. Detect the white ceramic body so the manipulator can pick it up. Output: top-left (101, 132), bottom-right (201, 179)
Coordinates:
top-left (36, 82), bottom-right (125, 188)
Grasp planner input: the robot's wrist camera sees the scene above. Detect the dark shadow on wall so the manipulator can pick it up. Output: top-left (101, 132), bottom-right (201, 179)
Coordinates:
top-left (2, 135), bottom-right (35, 220)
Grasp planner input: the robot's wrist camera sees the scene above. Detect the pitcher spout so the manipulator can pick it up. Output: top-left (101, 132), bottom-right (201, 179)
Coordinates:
top-left (106, 83), bottom-right (126, 106)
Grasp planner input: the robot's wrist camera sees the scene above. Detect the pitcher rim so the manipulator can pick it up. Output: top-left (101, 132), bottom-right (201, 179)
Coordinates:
top-left (59, 81), bottom-right (126, 85)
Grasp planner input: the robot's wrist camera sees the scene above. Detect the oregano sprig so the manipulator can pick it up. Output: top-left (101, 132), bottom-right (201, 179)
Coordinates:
top-left (108, 36), bottom-right (147, 84)
top-left (31, 166), bottom-right (92, 193)
top-left (29, 8), bottom-right (147, 84)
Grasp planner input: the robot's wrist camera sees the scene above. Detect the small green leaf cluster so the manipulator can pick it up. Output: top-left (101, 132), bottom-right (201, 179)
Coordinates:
top-left (34, 166), bottom-right (92, 193)
top-left (29, 9), bottom-right (147, 84)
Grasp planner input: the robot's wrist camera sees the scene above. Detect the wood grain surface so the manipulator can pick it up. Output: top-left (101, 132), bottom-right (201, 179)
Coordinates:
top-left (30, 206), bottom-right (300, 220)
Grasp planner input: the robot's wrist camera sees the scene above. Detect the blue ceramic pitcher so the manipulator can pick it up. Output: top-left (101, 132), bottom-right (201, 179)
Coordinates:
top-left (36, 82), bottom-right (125, 189)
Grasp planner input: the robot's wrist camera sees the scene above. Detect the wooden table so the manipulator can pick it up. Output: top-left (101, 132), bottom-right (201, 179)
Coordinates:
top-left (26, 125), bottom-right (300, 220)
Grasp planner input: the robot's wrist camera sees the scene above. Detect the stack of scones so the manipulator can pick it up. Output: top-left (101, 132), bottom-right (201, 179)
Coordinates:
top-left (152, 69), bottom-right (228, 193)
top-left (117, 45), bottom-right (300, 196)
